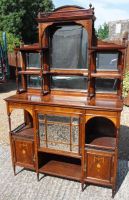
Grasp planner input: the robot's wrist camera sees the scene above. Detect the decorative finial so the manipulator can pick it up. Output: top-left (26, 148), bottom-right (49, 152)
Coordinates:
top-left (89, 3), bottom-right (92, 9)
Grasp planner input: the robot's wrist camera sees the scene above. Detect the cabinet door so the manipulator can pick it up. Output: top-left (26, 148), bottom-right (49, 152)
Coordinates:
top-left (85, 149), bottom-right (114, 184)
top-left (13, 139), bottom-right (35, 169)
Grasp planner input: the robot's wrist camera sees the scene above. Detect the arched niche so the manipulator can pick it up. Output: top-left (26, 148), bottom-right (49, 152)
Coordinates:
top-left (10, 108), bottom-right (33, 131)
top-left (85, 116), bottom-right (116, 147)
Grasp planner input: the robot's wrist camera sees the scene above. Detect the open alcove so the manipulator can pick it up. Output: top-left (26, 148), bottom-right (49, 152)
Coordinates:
top-left (85, 117), bottom-right (116, 150)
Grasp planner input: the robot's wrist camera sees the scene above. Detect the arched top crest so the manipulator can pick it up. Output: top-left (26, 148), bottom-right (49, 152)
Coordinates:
top-left (53, 5), bottom-right (84, 12)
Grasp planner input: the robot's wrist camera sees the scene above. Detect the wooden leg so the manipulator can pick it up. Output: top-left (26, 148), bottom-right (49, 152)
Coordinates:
top-left (112, 187), bottom-right (116, 198)
top-left (13, 164), bottom-right (16, 176)
top-left (81, 182), bottom-right (86, 192)
top-left (37, 173), bottom-right (39, 181)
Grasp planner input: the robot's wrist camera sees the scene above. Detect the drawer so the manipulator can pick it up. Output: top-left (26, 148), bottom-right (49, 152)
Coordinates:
top-left (85, 149), bottom-right (114, 183)
top-left (13, 139), bottom-right (35, 168)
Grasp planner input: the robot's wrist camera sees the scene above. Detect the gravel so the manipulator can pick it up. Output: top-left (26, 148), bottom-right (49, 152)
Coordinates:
top-left (0, 80), bottom-right (129, 200)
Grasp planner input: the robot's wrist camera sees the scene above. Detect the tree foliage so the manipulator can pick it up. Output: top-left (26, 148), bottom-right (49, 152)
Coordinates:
top-left (0, 31), bottom-right (21, 52)
top-left (97, 22), bottom-right (109, 40)
top-left (0, 0), bottom-right (54, 43)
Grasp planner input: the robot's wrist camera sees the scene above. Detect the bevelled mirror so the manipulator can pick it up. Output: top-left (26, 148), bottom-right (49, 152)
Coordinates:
top-left (96, 52), bottom-right (118, 71)
top-left (50, 24), bottom-right (88, 69)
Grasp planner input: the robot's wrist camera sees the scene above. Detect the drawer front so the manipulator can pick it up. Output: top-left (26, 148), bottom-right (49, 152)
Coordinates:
top-left (14, 140), bottom-right (34, 167)
top-left (85, 150), bottom-right (114, 183)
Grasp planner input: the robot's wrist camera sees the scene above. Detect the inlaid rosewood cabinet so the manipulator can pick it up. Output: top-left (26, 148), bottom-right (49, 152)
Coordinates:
top-left (5, 5), bottom-right (127, 197)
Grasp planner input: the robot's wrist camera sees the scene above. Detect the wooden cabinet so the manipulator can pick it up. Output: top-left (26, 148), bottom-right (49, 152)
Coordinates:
top-left (13, 139), bottom-right (35, 168)
top-left (5, 4), bottom-right (127, 198)
top-left (84, 149), bottom-right (114, 185)
top-left (10, 127), bottom-right (35, 173)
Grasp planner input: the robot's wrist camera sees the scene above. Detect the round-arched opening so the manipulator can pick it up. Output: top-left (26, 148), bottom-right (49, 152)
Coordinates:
top-left (11, 109), bottom-right (33, 131)
top-left (45, 22), bottom-right (88, 91)
top-left (85, 117), bottom-right (116, 148)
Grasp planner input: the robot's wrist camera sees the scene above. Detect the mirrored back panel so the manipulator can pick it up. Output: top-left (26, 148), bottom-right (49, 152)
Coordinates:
top-left (51, 75), bottom-right (88, 91)
top-left (96, 52), bottom-right (118, 71)
top-left (50, 25), bottom-right (88, 69)
top-left (95, 78), bottom-right (118, 93)
top-left (27, 75), bottom-right (41, 88)
top-left (38, 114), bottom-right (79, 153)
top-left (26, 53), bottom-right (40, 69)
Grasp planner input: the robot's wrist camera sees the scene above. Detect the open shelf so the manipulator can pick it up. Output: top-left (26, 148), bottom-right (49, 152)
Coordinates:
top-left (12, 126), bottom-right (34, 140)
top-left (15, 45), bottom-right (48, 52)
top-left (91, 72), bottom-right (121, 78)
top-left (38, 153), bottom-right (81, 181)
top-left (85, 116), bottom-right (116, 150)
top-left (18, 70), bottom-right (40, 75)
top-left (85, 136), bottom-right (116, 150)
top-left (89, 45), bottom-right (125, 51)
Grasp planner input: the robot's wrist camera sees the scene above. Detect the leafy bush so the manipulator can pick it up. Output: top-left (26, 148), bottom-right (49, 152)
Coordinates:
top-left (123, 70), bottom-right (129, 97)
top-left (0, 31), bottom-right (21, 52)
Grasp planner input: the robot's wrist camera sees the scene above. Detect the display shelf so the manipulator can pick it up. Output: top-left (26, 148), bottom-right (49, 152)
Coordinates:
top-left (89, 45), bottom-right (126, 51)
top-left (91, 72), bottom-right (121, 78)
top-left (18, 70), bottom-right (41, 75)
top-left (11, 127), bottom-right (34, 140)
top-left (15, 45), bottom-right (48, 52)
top-left (39, 159), bottom-right (81, 181)
top-left (85, 136), bottom-right (116, 150)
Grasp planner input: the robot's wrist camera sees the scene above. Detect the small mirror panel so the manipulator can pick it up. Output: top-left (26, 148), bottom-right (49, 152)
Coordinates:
top-left (51, 75), bottom-right (88, 90)
top-left (26, 53), bottom-right (40, 69)
top-left (96, 78), bottom-right (117, 92)
top-left (96, 52), bottom-right (118, 70)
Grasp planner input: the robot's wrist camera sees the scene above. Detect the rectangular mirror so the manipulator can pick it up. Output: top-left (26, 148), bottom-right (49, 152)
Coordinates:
top-left (96, 52), bottom-right (118, 70)
top-left (27, 75), bottom-right (41, 88)
top-left (96, 78), bottom-right (117, 92)
top-left (26, 53), bottom-right (40, 69)
top-left (51, 75), bottom-right (88, 90)
top-left (50, 25), bottom-right (88, 69)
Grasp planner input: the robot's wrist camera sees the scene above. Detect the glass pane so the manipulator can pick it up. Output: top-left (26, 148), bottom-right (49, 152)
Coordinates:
top-left (51, 25), bottom-right (88, 69)
top-left (38, 114), bottom-right (45, 121)
top-left (72, 117), bottom-right (79, 125)
top-left (51, 76), bottom-right (87, 90)
top-left (39, 122), bottom-right (46, 147)
top-left (27, 75), bottom-right (41, 88)
top-left (72, 145), bottom-right (78, 153)
top-left (72, 125), bottom-right (79, 145)
top-left (26, 53), bottom-right (40, 68)
top-left (96, 53), bottom-right (118, 70)
top-left (47, 142), bottom-right (70, 151)
top-left (47, 124), bottom-right (70, 143)
top-left (47, 115), bottom-right (70, 123)
top-left (96, 78), bottom-right (117, 92)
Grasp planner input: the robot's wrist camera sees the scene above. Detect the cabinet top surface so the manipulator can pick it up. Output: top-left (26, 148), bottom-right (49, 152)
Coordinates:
top-left (5, 93), bottom-right (123, 111)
